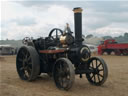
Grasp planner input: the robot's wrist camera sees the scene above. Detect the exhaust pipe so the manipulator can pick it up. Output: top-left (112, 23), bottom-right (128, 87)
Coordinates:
top-left (73, 7), bottom-right (83, 45)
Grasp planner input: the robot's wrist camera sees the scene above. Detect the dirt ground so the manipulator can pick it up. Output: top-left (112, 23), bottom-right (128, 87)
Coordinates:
top-left (0, 55), bottom-right (128, 96)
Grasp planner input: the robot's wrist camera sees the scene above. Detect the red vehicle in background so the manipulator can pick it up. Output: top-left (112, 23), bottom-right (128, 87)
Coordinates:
top-left (98, 39), bottom-right (128, 55)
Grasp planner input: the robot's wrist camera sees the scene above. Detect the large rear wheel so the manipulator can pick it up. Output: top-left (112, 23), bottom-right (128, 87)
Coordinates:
top-left (86, 57), bottom-right (108, 86)
top-left (16, 46), bottom-right (40, 81)
top-left (53, 58), bottom-right (75, 90)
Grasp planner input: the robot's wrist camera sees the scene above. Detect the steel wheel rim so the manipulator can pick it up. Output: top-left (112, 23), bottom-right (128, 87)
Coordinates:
top-left (17, 47), bottom-right (32, 80)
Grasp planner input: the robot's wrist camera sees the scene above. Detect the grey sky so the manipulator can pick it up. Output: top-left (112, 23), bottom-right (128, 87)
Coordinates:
top-left (1, 0), bottom-right (128, 40)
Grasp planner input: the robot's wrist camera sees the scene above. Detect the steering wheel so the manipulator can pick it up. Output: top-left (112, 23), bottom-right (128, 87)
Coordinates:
top-left (48, 28), bottom-right (63, 40)
top-left (22, 37), bottom-right (31, 45)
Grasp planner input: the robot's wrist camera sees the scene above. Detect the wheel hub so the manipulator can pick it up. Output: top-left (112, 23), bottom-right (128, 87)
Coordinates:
top-left (93, 68), bottom-right (99, 74)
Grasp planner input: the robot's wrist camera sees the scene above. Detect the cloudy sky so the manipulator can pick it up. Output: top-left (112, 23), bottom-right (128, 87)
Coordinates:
top-left (1, 0), bottom-right (128, 40)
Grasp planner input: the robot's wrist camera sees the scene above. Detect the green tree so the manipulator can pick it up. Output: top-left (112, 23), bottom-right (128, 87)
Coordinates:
top-left (124, 32), bottom-right (128, 38)
top-left (103, 36), bottom-right (112, 40)
top-left (86, 34), bottom-right (93, 39)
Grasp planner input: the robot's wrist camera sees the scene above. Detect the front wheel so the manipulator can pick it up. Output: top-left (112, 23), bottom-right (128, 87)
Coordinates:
top-left (53, 58), bottom-right (75, 90)
top-left (86, 57), bottom-right (108, 86)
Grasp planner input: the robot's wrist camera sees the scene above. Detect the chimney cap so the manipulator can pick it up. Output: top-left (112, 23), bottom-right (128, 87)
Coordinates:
top-left (73, 7), bottom-right (83, 13)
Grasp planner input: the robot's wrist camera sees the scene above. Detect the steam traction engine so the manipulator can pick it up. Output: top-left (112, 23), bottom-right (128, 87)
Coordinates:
top-left (16, 8), bottom-right (108, 90)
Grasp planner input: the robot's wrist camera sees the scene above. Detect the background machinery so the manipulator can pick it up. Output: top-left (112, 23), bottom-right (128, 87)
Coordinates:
top-left (16, 7), bottom-right (108, 90)
top-left (98, 39), bottom-right (128, 55)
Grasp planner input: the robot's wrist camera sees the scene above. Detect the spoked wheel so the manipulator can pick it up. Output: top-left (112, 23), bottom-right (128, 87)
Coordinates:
top-left (86, 57), bottom-right (108, 86)
top-left (53, 58), bottom-right (75, 90)
top-left (16, 46), bottom-right (40, 81)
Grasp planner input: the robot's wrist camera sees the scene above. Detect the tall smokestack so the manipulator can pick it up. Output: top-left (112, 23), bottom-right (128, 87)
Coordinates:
top-left (73, 7), bottom-right (83, 45)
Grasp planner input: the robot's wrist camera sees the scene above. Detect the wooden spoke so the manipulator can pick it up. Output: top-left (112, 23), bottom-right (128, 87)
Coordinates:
top-left (98, 73), bottom-right (103, 78)
top-left (96, 63), bottom-right (102, 68)
top-left (99, 69), bottom-right (104, 71)
top-left (97, 74), bottom-right (100, 82)
top-left (96, 59), bottom-right (98, 67)
top-left (94, 74), bottom-right (96, 83)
